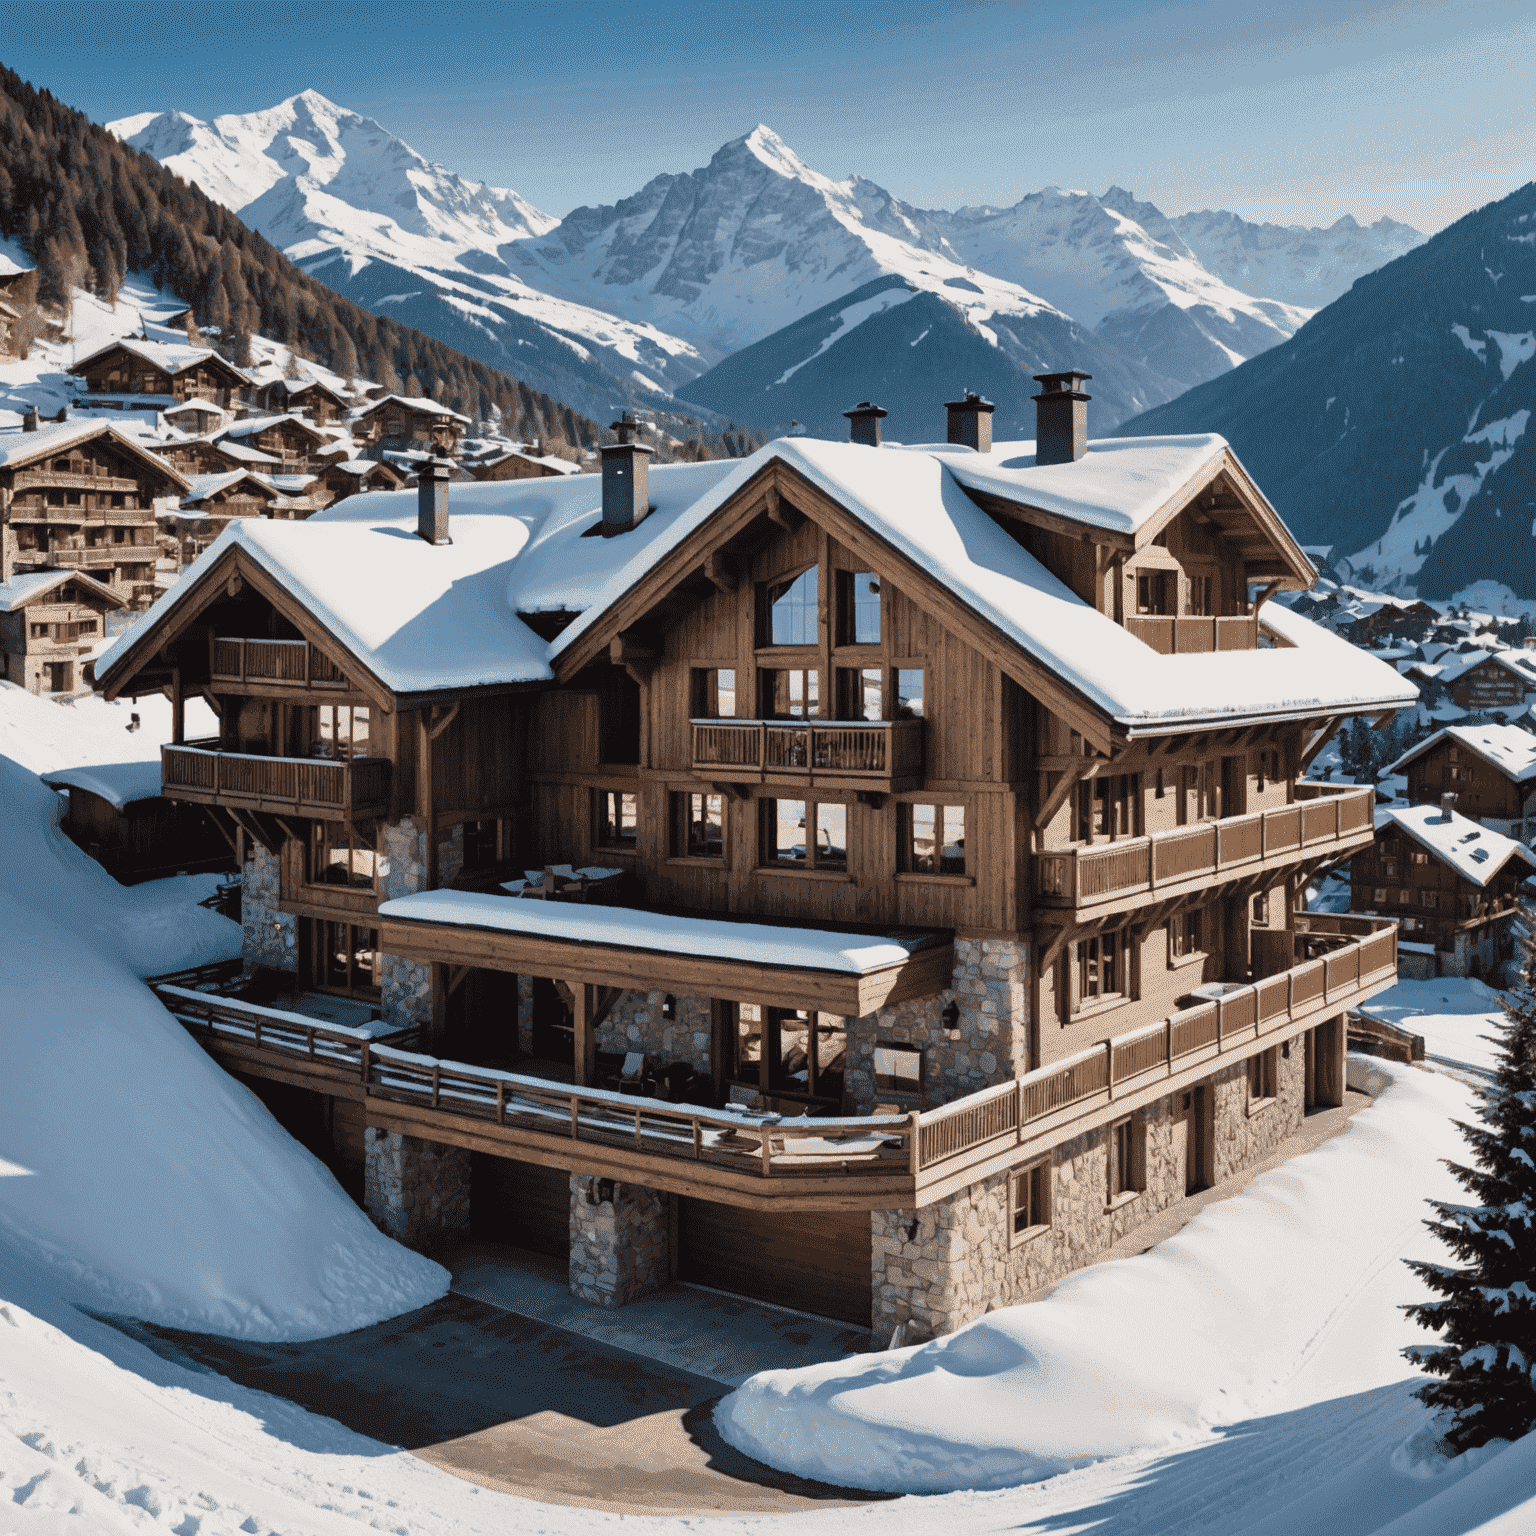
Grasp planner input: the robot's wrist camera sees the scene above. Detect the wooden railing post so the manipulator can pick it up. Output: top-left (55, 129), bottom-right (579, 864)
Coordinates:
top-left (1016, 1077), bottom-right (1026, 1142)
top-left (1105, 1039), bottom-right (1115, 1097)
top-left (908, 1109), bottom-right (922, 1174)
top-left (762, 1124), bottom-right (774, 1177)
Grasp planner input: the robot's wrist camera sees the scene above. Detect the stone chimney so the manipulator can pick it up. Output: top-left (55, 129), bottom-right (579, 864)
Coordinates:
top-left (844, 401), bottom-right (888, 447)
top-left (1440, 792), bottom-right (1458, 820)
top-left (416, 457), bottom-right (453, 545)
top-left (602, 411), bottom-right (655, 534)
top-left (22, 407), bottom-right (38, 432)
top-left (945, 390), bottom-right (994, 453)
top-left (1032, 370), bottom-right (1092, 465)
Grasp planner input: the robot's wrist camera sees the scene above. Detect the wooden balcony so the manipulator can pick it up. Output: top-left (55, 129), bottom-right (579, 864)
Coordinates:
top-left (209, 636), bottom-right (350, 692)
top-left (1034, 782), bottom-right (1375, 915)
top-left (153, 915), bottom-right (1396, 1214)
top-left (162, 740), bottom-right (389, 821)
top-left (10, 470), bottom-right (143, 494)
top-left (1125, 615), bottom-right (1259, 653)
top-left (691, 718), bottom-right (924, 790)
top-left (49, 546), bottom-right (128, 569)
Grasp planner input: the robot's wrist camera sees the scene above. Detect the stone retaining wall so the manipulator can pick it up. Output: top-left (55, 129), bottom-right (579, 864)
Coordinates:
top-left (596, 991), bottom-right (713, 1073)
top-left (568, 1176), bottom-right (670, 1307)
top-left (363, 1128), bottom-right (471, 1249)
top-left (241, 841), bottom-right (296, 973)
top-left (1211, 1034), bottom-right (1306, 1183)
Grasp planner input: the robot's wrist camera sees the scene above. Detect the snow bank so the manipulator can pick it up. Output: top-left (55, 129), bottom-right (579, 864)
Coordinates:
top-left (716, 1059), bottom-right (1475, 1494)
top-left (1358, 977), bottom-right (1510, 1079)
top-left (0, 679), bottom-right (216, 777)
top-left (0, 752), bottom-right (447, 1339)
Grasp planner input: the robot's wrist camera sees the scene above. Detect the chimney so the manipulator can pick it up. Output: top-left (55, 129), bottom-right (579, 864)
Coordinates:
top-left (1440, 792), bottom-right (1458, 821)
top-left (416, 456), bottom-right (453, 545)
top-left (945, 390), bottom-right (994, 453)
top-left (844, 401), bottom-right (888, 447)
top-left (22, 407), bottom-right (38, 432)
top-left (1032, 370), bottom-right (1092, 465)
top-left (602, 411), bottom-right (655, 534)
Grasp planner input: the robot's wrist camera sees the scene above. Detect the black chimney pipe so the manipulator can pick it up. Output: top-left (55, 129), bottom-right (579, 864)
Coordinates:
top-left (945, 390), bottom-right (994, 453)
top-left (1032, 371), bottom-right (1092, 465)
top-left (417, 457), bottom-right (453, 544)
top-left (844, 401), bottom-right (888, 447)
top-left (602, 412), bottom-right (655, 533)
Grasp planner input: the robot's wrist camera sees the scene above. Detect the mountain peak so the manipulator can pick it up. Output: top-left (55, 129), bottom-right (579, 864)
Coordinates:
top-left (734, 124), bottom-right (821, 184)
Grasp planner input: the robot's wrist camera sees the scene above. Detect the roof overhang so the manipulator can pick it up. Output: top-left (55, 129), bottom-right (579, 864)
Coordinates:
top-left (0, 422), bottom-right (191, 493)
top-left (375, 893), bottom-right (954, 1016)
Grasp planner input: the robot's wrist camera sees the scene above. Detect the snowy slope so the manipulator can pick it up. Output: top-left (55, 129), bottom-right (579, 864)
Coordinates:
top-left (1172, 207), bottom-right (1427, 310)
top-left (1117, 183), bottom-right (1536, 599)
top-left (110, 92), bottom-right (711, 420)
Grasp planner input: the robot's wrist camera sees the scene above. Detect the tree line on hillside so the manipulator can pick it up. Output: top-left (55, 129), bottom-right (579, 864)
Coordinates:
top-left (0, 65), bottom-right (761, 463)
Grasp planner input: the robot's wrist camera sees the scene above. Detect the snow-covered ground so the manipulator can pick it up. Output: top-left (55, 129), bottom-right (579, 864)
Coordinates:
top-left (1357, 976), bottom-right (1511, 1080)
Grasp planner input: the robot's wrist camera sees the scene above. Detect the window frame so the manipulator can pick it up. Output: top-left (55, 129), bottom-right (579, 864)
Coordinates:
top-left (1107, 1114), bottom-right (1143, 1207)
top-left (758, 665), bottom-right (822, 720)
top-left (594, 788), bottom-right (640, 853)
top-left (308, 821), bottom-right (379, 892)
top-left (892, 664), bottom-right (926, 721)
top-left (669, 789), bottom-right (726, 862)
top-left (1010, 1157), bottom-right (1052, 1247)
top-left (758, 794), bottom-right (849, 875)
top-left (759, 564), bottom-right (819, 648)
top-left (1247, 1046), bottom-right (1278, 1112)
top-left (835, 568), bottom-right (883, 646)
top-left (898, 800), bottom-right (969, 879)
top-left (1066, 927), bottom-right (1137, 1018)
top-left (1167, 907), bottom-right (1206, 967)
top-left (690, 665), bottom-right (738, 720)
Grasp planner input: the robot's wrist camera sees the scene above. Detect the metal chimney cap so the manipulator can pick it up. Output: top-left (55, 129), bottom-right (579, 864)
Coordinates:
top-left (843, 401), bottom-right (889, 420)
top-left (944, 390), bottom-right (995, 412)
top-left (1032, 370), bottom-right (1093, 400)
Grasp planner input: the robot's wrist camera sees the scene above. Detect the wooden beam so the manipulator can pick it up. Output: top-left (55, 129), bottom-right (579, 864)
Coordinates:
top-left (703, 553), bottom-right (738, 594)
top-left (227, 807), bottom-right (278, 855)
top-left (1299, 716), bottom-right (1345, 773)
top-left (446, 964), bottom-right (471, 998)
top-left (427, 701), bottom-right (460, 741)
top-left (1034, 755), bottom-right (1095, 832)
top-left (571, 981), bottom-right (596, 1087)
top-left (202, 806), bottom-right (238, 854)
top-left (712, 781), bottom-right (753, 802)
top-left (591, 985), bottom-right (622, 1034)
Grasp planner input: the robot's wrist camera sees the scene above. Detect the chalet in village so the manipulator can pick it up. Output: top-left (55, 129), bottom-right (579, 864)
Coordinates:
top-left (98, 378), bottom-right (1414, 1339)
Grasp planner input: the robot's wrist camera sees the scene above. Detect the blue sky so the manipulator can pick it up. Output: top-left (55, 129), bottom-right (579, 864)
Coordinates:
top-left (5, 0), bottom-right (1531, 231)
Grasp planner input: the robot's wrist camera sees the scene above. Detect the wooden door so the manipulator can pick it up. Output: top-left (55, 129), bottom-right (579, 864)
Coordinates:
top-left (1170, 1091), bottom-right (1193, 1195)
top-left (529, 976), bottom-right (572, 1061)
top-left (1191, 1085), bottom-right (1211, 1192)
top-left (678, 1197), bottom-right (871, 1327)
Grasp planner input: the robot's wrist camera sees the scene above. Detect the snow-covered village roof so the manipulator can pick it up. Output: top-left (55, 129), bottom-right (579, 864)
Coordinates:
top-left (98, 436), bottom-right (1417, 729)
top-left (0, 568), bottom-right (125, 613)
top-left (38, 760), bottom-right (165, 811)
top-left (477, 448), bottom-right (579, 476)
top-left (0, 419), bottom-right (190, 488)
top-left (69, 337), bottom-right (249, 381)
top-left (355, 393), bottom-right (472, 425)
top-left (181, 470), bottom-right (275, 505)
top-left (1388, 723), bottom-right (1536, 785)
top-left (219, 414), bottom-right (326, 443)
top-left (162, 398), bottom-right (228, 421)
top-left (1378, 803), bottom-right (1536, 887)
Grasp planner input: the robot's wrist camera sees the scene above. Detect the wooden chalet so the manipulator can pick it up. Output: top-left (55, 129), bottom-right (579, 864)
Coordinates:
top-left (1389, 723), bottom-right (1536, 843)
top-left (0, 567), bottom-right (124, 695)
top-left (255, 377), bottom-right (351, 426)
top-left (68, 339), bottom-right (250, 412)
top-left (1350, 800), bottom-right (1534, 979)
top-left (159, 435), bottom-right (281, 478)
top-left (216, 415), bottom-right (330, 472)
top-left (472, 448), bottom-right (578, 482)
top-left (1440, 649), bottom-right (1536, 713)
top-left (0, 297), bottom-right (18, 359)
top-left (162, 398), bottom-right (230, 438)
top-left (353, 395), bottom-right (470, 458)
top-left (319, 458), bottom-right (406, 502)
top-left (0, 419), bottom-right (189, 609)
top-left (100, 379), bottom-right (1413, 1337)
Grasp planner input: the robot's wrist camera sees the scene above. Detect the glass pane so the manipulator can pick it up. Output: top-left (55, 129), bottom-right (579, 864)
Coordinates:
top-left (774, 799), bottom-right (807, 862)
top-left (350, 707), bottom-right (370, 755)
top-left (775, 1009), bottom-right (811, 1089)
top-left (895, 668), bottom-right (924, 719)
top-left (715, 669), bottom-right (735, 718)
top-left (316, 706), bottom-right (336, 757)
top-left (769, 568), bottom-right (818, 645)
top-left (910, 804), bottom-right (936, 872)
top-left (815, 1015), bottom-right (847, 1099)
top-left (324, 921), bottom-right (349, 989)
top-left (852, 572), bottom-right (881, 643)
top-left (815, 802), bottom-right (846, 870)
top-left (736, 1003), bottom-right (762, 1072)
top-left (353, 927), bottom-right (378, 988)
top-left (860, 667), bottom-right (882, 721)
top-left (940, 805), bottom-right (965, 874)
top-left (688, 793), bottom-right (723, 858)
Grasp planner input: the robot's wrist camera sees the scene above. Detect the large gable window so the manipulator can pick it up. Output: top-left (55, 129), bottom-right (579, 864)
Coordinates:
top-left (836, 570), bottom-right (881, 645)
top-left (764, 567), bottom-right (818, 646)
top-left (761, 796), bottom-right (846, 872)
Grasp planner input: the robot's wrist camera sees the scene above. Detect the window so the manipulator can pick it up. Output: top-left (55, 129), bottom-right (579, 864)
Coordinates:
top-left (735, 1003), bottom-right (763, 1079)
top-left (837, 570), bottom-right (881, 644)
top-left (764, 567), bottom-right (818, 646)
top-left (1155, 768), bottom-right (1167, 799)
top-left (310, 823), bottom-right (377, 889)
top-left (1109, 1116), bottom-right (1141, 1200)
top-left (1072, 929), bottom-right (1133, 1012)
top-left (769, 1009), bottom-right (846, 1102)
top-left (1421, 889), bottom-right (1440, 909)
top-left (1251, 891), bottom-right (1268, 926)
top-left (313, 704), bottom-right (370, 759)
top-left (1010, 1159), bottom-right (1051, 1244)
top-left (761, 797), bottom-right (846, 871)
top-left (314, 920), bottom-right (380, 996)
top-left (598, 670), bottom-right (641, 763)
top-left (1077, 774), bottom-right (1139, 841)
top-left (1411, 851), bottom-right (1430, 865)
top-left (671, 791), bottom-right (724, 859)
top-left (1255, 748), bottom-right (1280, 791)
top-left (1373, 886), bottom-right (1387, 904)
top-left (760, 667), bottom-right (820, 719)
top-left (691, 667), bottom-right (736, 719)
top-left (903, 803), bottom-right (966, 875)
top-left (893, 668), bottom-right (925, 719)
top-left (1248, 1047), bottom-right (1277, 1107)
top-left (1400, 888), bottom-right (1413, 905)
top-left (1188, 573), bottom-right (1214, 617)
top-left (596, 789), bottom-right (638, 849)
top-left (1137, 571), bottom-right (1172, 615)
top-left (1169, 908), bottom-right (1205, 959)
top-left (462, 818), bottom-right (502, 872)
top-left (874, 1042), bottom-right (923, 1097)
top-left (836, 666), bottom-right (883, 720)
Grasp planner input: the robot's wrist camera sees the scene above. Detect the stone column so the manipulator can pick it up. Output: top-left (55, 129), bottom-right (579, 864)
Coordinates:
top-left (377, 816), bottom-right (435, 1031)
top-left (517, 974), bottom-right (534, 1056)
top-left (241, 840), bottom-right (296, 975)
top-left (568, 1175), bottom-right (670, 1307)
top-left (363, 1127), bottom-right (471, 1249)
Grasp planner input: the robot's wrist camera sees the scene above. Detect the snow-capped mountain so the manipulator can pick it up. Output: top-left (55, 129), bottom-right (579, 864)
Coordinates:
top-left (110, 92), bottom-right (711, 422)
top-left (1116, 183), bottom-right (1535, 600)
top-left (1169, 208), bottom-right (1425, 310)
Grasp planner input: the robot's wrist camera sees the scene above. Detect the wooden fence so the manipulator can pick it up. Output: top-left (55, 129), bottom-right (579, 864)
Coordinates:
top-left (692, 718), bottom-right (923, 785)
top-left (210, 636), bottom-right (348, 689)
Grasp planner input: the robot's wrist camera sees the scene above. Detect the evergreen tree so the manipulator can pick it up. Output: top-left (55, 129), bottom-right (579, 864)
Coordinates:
top-left (1404, 909), bottom-right (1536, 1451)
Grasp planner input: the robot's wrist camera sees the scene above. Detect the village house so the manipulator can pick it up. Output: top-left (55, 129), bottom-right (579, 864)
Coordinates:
top-left (161, 398), bottom-right (231, 438)
top-left (319, 458), bottom-right (406, 503)
top-left (68, 338), bottom-right (250, 414)
top-left (0, 296), bottom-right (19, 358)
top-left (352, 394), bottom-right (470, 459)
top-left (98, 379), bottom-right (1413, 1340)
top-left (158, 434), bottom-right (282, 478)
top-left (0, 567), bottom-right (125, 695)
top-left (0, 416), bottom-right (189, 610)
top-left (1350, 799), bottom-right (1534, 980)
top-left (1439, 648), bottom-right (1536, 713)
top-left (216, 415), bottom-right (330, 473)
top-left (471, 447), bottom-right (580, 482)
top-left (255, 377), bottom-right (350, 426)
top-left (1388, 723), bottom-right (1536, 843)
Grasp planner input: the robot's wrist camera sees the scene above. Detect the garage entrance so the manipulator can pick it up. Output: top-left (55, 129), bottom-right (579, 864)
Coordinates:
top-left (677, 1198), bottom-right (871, 1327)
top-left (470, 1155), bottom-right (571, 1259)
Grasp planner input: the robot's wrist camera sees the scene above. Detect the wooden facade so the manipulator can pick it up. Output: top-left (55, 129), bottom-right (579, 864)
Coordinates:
top-left (353, 395), bottom-right (469, 458)
top-left (218, 416), bottom-right (329, 472)
top-left (68, 340), bottom-right (249, 409)
top-left (1444, 653), bottom-right (1532, 712)
top-left (0, 570), bottom-right (123, 696)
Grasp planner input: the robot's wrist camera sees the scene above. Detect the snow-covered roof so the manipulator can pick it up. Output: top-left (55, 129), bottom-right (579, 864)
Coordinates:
top-left (332, 458), bottom-right (400, 479)
top-left (38, 760), bottom-right (165, 810)
top-left (377, 891), bottom-right (927, 974)
top-left (1378, 804), bottom-right (1536, 887)
top-left (98, 437), bottom-right (1418, 728)
top-left (1436, 647), bottom-right (1536, 690)
top-left (265, 376), bottom-right (347, 400)
top-left (0, 250), bottom-right (32, 279)
top-left (0, 298), bottom-right (19, 320)
top-left (477, 449), bottom-right (579, 476)
top-left (356, 394), bottom-right (472, 425)
top-left (1388, 723), bottom-right (1536, 785)
top-left (202, 438), bottom-right (281, 467)
top-left (0, 420), bottom-right (189, 488)
top-left (183, 471), bottom-right (276, 504)
top-left (0, 568), bottom-right (125, 612)
top-left (70, 337), bottom-right (248, 380)
top-left (267, 473), bottom-right (318, 493)
top-left (220, 414), bottom-right (324, 443)
top-left (163, 398), bottom-right (228, 420)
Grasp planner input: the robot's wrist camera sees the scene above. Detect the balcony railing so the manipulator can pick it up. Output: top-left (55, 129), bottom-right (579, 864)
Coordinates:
top-left (10, 470), bottom-right (145, 494)
top-left (49, 546), bottom-right (124, 568)
top-left (1125, 615), bottom-right (1260, 653)
top-left (162, 740), bottom-right (389, 820)
top-left (692, 718), bottom-right (924, 788)
top-left (210, 636), bottom-right (349, 690)
top-left (1035, 781), bottom-right (1375, 911)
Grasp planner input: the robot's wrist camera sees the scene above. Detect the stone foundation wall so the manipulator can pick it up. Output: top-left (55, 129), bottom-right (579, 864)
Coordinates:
top-left (568, 1176), bottom-right (670, 1307)
top-left (380, 955), bottom-right (432, 1030)
top-left (375, 816), bottom-right (471, 1031)
top-left (871, 1040), bottom-right (1303, 1347)
top-left (363, 1128), bottom-right (471, 1249)
top-left (596, 991), bottom-right (713, 1072)
top-left (849, 937), bottom-right (1030, 1114)
top-left (241, 841), bottom-right (296, 973)
top-left (517, 974), bottom-right (533, 1055)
